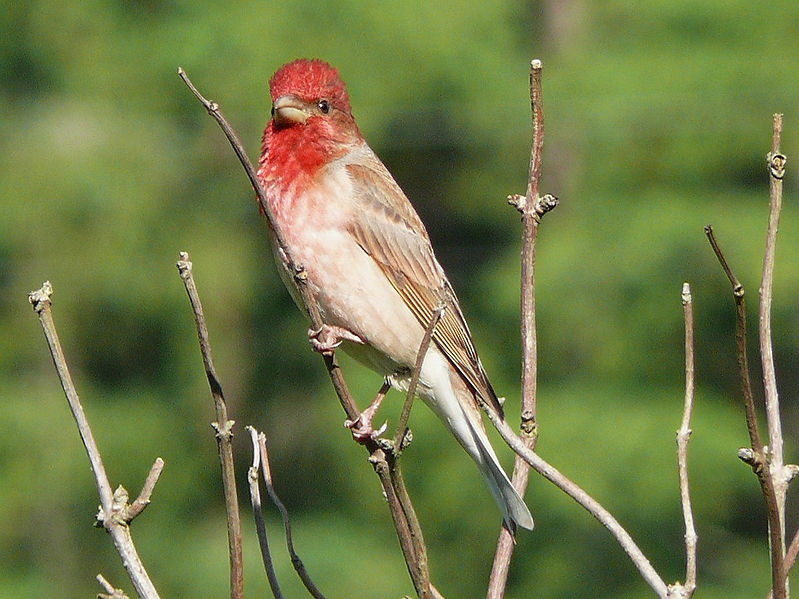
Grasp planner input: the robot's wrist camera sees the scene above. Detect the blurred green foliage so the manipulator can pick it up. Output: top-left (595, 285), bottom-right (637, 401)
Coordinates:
top-left (3, 0), bottom-right (799, 597)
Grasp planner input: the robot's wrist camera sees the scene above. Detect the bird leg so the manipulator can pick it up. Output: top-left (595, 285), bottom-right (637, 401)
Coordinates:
top-left (307, 323), bottom-right (364, 355)
top-left (346, 381), bottom-right (391, 443)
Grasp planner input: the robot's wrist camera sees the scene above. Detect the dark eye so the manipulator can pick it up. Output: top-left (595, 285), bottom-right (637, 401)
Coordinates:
top-left (317, 99), bottom-right (330, 114)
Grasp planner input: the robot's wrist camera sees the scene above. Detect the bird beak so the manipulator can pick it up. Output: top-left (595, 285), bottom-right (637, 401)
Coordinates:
top-left (272, 94), bottom-right (308, 127)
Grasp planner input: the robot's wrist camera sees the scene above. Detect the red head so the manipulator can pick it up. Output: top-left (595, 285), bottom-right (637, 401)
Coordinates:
top-left (259, 59), bottom-right (362, 188)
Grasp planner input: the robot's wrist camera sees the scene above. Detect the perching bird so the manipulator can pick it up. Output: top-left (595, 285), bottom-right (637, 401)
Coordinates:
top-left (256, 59), bottom-right (533, 532)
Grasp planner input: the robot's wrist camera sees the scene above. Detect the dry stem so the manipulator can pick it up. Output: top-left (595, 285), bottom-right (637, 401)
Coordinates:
top-left (489, 57), bottom-right (558, 597)
top-left (177, 253), bottom-right (244, 599)
top-left (674, 283), bottom-right (697, 597)
top-left (245, 426), bottom-right (285, 599)
top-left (28, 282), bottom-right (161, 599)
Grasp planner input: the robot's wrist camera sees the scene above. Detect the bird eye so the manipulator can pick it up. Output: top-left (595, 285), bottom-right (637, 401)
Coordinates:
top-left (317, 99), bottom-right (330, 114)
top-left (270, 105), bottom-right (276, 116)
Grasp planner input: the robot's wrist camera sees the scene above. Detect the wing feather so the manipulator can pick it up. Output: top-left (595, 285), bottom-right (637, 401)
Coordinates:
top-left (344, 160), bottom-right (502, 416)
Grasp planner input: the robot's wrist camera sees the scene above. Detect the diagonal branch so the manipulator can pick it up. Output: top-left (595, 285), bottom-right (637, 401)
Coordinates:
top-left (705, 222), bottom-right (785, 599)
top-left (28, 282), bottom-right (162, 599)
top-left (256, 429), bottom-right (326, 599)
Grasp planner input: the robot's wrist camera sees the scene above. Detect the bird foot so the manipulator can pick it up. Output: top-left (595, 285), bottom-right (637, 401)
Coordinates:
top-left (308, 324), bottom-right (362, 355)
top-left (345, 415), bottom-right (388, 443)
top-left (345, 382), bottom-right (390, 444)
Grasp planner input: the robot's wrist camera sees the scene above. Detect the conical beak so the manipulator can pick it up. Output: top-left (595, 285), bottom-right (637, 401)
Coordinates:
top-left (272, 94), bottom-right (308, 127)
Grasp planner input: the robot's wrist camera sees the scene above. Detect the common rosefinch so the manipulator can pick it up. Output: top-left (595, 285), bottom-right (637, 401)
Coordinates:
top-left (257, 59), bottom-right (533, 532)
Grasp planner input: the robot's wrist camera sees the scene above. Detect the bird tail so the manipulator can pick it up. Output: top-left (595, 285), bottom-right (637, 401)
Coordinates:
top-left (464, 410), bottom-right (535, 533)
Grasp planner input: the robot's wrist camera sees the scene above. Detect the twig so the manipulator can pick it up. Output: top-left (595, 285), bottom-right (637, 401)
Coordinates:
top-left (705, 224), bottom-right (784, 599)
top-left (257, 431), bottom-right (326, 599)
top-left (97, 574), bottom-right (129, 599)
top-left (245, 427), bottom-right (285, 599)
top-left (489, 58), bottom-right (558, 598)
top-left (179, 69), bottom-right (436, 597)
top-left (675, 283), bottom-right (697, 597)
top-left (479, 398), bottom-right (669, 597)
top-left (127, 458), bottom-right (165, 521)
top-left (176, 253), bottom-right (244, 599)
top-left (28, 282), bottom-right (161, 599)
top-left (393, 305), bottom-right (445, 449)
top-left (768, 527), bottom-right (799, 599)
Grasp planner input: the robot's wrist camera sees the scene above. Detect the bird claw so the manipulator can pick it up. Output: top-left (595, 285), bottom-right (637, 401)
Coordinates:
top-left (308, 324), bottom-right (362, 355)
top-left (345, 415), bottom-right (388, 443)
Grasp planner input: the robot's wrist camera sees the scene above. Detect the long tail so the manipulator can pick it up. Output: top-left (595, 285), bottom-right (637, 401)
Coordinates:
top-left (464, 411), bottom-right (534, 533)
top-left (420, 354), bottom-right (534, 532)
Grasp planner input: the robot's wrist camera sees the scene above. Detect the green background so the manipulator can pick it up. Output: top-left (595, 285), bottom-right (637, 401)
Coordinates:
top-left (3, 1), bottom-right (799, 597)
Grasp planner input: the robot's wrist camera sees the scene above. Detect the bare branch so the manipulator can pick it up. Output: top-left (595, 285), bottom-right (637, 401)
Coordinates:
top-left (393, 305), bottom-right (445, 449)
top-left (257, 432), bottom-right (326, 599)
top-left (705, 224), bottom-right (785, 598)
top-left (760, 113), bottom-right (787, 599)
top-left (490, 58), bottom-right (558, 598)
top-left (97, 574), bottom-right (129, 599)
top-left (28, 282), bottom-right (161, 599)
top-left (126, 458), bottom-right (165, 521)
top-left (176, 253), bottom-right (244, 599)
top-left (480, 398), bottom-right (669, 597)
top-left (245, 427), bottom-right (285, 599)
top-left (676, 283), bottom-right (697, 596)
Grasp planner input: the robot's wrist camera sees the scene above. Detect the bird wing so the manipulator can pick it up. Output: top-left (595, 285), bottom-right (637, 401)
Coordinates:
top-left (345, 159), bottom-right (503, 416)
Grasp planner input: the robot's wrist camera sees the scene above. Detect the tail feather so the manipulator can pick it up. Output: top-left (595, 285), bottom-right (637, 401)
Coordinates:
top-left (465, 414), bottom-right (535, 532)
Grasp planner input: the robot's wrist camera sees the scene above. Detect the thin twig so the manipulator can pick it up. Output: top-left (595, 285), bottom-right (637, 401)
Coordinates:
top-left (257, 432), bottom-right (326, 599)
top-left (97, 574), bottom-right (129, 599)
top-left (29, 282), bottom-right (161, 599)
top-left (479, 399), bottom-right (669, 598)
top-left (179, 69), bottom-right (435, 597)
top-left (489, 58), bottom-right (558, 598)
top-left (176, 253), bottom-right (244, 599)
top-left (676, 283), bottom-right (697, 596)
top-left (705, 223), bottom-right (785, 599)
top-left (245, 427), bottom-right (285, 599)
top-left (127, 458), bottom-right (165, 521)
top-left (768, 527), bottom-right (799, 599)
top-left (393, 305), bottom-right (445, 449)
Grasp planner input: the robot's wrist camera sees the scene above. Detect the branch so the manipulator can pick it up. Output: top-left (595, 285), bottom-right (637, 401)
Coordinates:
top-left (179, 69), bottom-right (437, 598)
top-left (97, 574), bottom-right (130, 599)
top-left (705, 226), bottom-right (784, 599)
top-left (257, 429), bottom-right (326, 599)
top-left (673, 283), bottom-right (697, 597)
top-left (28, 282), bottom-right (162, 599)
top-left (759, 113), bottom-right (788, 598)
top-left (489, 58), bottom-right (558, 598)
top-left (245, 427), bottom-right (286, 599)
top-left (176, 253), bottom-right (244, 599)
top-left (393, 305), bottom-right (445, 449)
top-left (480, 398), bottom-right (669, 597)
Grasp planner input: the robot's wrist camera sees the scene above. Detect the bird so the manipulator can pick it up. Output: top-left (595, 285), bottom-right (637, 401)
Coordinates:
top-left (256, 58), bottom-right (533, 533)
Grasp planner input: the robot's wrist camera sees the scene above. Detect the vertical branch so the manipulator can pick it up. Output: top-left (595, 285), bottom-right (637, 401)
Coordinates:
top-left (176, 254), bottom-right (244, 599)
top-left (677, 283), bottom-right (697, 596)
top-left (489, 58), bottom-right (558, 598)
top-left (761, 113), bottom-right (788, 598)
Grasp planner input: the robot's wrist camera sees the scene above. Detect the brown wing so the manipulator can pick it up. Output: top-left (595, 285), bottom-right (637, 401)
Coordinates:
top-left (345, 160), bottom-right (503, 416)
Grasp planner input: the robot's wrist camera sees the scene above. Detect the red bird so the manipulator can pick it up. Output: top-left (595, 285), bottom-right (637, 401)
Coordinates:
top-left (257, 59), bottom-right (533, 532)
